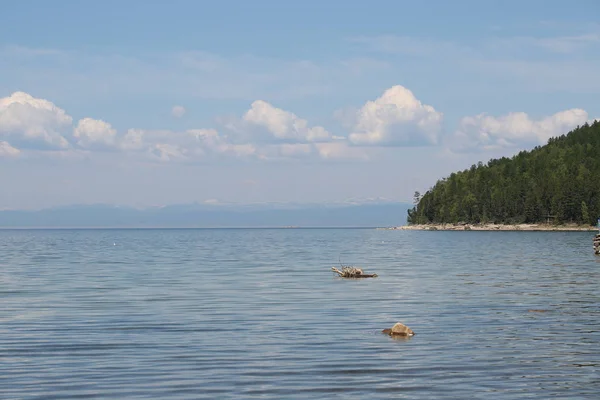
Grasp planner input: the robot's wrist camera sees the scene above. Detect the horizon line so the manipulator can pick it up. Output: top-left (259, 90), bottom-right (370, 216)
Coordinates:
top-left (0, 226), bottom-right (396, 230)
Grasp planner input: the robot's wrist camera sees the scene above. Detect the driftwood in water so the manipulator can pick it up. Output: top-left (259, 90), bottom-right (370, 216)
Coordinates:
top-left (331, 266), bottom-right (378, 278)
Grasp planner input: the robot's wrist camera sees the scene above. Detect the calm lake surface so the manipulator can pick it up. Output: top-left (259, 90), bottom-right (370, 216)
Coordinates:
top-left (1, 228), bottom-right (599, 399)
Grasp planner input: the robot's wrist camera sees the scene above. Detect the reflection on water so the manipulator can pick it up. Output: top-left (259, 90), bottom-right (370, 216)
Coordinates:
top-left (1, 229), bottom-right (599, 399)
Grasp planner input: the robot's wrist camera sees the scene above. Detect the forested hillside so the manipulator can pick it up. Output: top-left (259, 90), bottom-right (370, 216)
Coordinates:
top-left (407, 120), bottom-right (600, 225)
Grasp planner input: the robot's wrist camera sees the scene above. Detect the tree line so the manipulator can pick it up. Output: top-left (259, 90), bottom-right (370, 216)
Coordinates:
top-left (407, 120), bottom-right (600, 226)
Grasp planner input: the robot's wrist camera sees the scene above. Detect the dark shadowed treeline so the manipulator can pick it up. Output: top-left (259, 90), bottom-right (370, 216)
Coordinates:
top-left (408, 120), bottom-right (600, 225)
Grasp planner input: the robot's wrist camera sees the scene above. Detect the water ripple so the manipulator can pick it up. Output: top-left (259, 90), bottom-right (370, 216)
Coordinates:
top-left (1, 228), bottom-right (599, 399)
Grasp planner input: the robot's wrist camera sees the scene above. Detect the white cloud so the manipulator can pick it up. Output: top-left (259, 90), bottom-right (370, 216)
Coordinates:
top-left (73, 118), bottom-right (117, 149)
top-left (240, 100), bottom-right (331, 143)
top-left (0, 91), bottom-right (354, 163)
top-left (119, 128), bottom-right (258, 162)
top-left (0, 91), bottom-right (71, 149)
top-left (120, 128), bottom-right (146, 151)
top-left (10, 89), bottom-right (596, 166)
top-left (171, 105), bottom-right (186, 118)
top-left (451, 108), bottom-right (595, 152)
top-left (124, 129), bottom-right (199, 161)
top-left (120, 129), bottom-right (194, 160)
top-left (348, 85), bottom-right (443, 146)
top-left (0, 141), bottom-right (20, 158)
top-left (0, 90), bottom-right (369, 163)
top-left (187, 128), bottom-right (258, 158)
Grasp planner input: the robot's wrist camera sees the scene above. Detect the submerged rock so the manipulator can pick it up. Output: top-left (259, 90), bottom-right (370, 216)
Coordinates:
top-left (382, 322), bottom-right (415, 337)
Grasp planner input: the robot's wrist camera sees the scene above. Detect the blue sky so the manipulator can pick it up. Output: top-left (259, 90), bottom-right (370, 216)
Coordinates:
top-left (1, 0), bottom-right (599, 209)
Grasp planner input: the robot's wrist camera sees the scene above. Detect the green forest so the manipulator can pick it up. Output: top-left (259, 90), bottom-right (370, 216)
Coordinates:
top-left (407, 120), bottom-right (600, 226)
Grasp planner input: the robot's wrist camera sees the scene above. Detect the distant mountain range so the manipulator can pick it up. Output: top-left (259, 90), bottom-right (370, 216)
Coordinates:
top-left (0, 201), bottom-right (412, 228)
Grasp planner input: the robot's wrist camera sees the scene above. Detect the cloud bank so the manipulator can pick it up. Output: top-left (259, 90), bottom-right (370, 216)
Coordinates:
top-left (0, 87), bottom-right (595, 161)
top-left (0, 90), bottom-right (365, 162)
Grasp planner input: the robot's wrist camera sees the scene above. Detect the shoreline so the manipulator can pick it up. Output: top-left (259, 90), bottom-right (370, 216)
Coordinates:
top-left (382, 223), bottom-right (599, 232)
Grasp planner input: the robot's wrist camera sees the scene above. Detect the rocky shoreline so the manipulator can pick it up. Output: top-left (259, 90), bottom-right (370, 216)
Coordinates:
top-left (383, 223), bottom-right (598, 231)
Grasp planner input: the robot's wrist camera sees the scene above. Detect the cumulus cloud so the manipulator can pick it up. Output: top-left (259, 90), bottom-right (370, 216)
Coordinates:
top-left (218, 99), bottom-right (371, 160)
top-left (347, 85), bottom-right (443, 146)
top-left (73, 118), bottom-right (117, 149)
top-left (0, 91), bottom-right (262, 162)
top-left (0, 141), bottom-right (20, 158)
top-left (0, 91), bottom-right (71, 149)
top-left (451, 108), bottom-right (595, 152)
top-left (171, 105), bottom-right (186, 118)
top-left (0, 90), bottom-right (369, 162)
top-left (238, 100), bottom-right (331, 143)
top-left (8, 89), bottom-right (595, 165)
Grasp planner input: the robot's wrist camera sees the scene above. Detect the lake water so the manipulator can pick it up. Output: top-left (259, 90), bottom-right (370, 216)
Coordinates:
top-left (1, 228), bottom-right (599, 399)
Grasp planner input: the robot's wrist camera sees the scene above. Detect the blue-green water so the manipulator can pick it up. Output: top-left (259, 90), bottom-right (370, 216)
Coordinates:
top-left (1, 228), bottom-right (599, 399)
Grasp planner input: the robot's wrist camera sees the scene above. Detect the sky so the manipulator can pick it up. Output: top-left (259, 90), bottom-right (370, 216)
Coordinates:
top-left (1, 0), bottom-right (599, 210)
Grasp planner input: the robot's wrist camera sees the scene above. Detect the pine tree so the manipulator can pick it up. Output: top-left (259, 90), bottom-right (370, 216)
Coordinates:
top-left (408, 121), bottom-right (600, 225)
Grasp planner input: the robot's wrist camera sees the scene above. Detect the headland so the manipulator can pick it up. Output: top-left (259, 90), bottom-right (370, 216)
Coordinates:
top-left (382, 223), bottom-right (598, 231)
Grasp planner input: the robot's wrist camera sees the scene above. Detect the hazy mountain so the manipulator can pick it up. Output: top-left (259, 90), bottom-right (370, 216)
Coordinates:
top-left (0, 201), bottom-right (412, 228)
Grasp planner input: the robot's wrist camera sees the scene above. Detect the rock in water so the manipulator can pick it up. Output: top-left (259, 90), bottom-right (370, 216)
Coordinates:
top-left (382, 322), bottom-right (415, 337)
